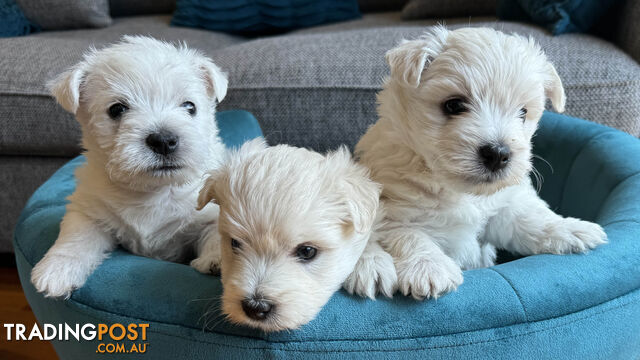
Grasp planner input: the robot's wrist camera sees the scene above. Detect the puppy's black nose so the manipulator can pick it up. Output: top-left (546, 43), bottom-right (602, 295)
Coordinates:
top-left (241, 298), bottom-right (273, 321)
top-left (146, 130), bottom-right (179, 156)
top-left (479, 144), bottom-right (510, 172)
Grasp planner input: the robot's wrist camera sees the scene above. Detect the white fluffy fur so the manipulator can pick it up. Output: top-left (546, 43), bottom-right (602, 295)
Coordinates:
top-left (195, 138), bottom-right (381, 331)
top-left (31, 36), bottom-right (228, 298)
top-left (352, 27), bottom-right (607, 300)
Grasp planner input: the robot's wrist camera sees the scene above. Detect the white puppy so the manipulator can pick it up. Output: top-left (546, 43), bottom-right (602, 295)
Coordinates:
top-left (195, 138), bottom-right (381, 331)
top-left (31, 36), bottom-right (228, 298)
top-left (352, 27), bottom-right (607, 300)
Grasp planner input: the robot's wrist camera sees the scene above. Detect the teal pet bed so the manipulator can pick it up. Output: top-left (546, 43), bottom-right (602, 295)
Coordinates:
top-left (13, 111), bottom-right (640, 359)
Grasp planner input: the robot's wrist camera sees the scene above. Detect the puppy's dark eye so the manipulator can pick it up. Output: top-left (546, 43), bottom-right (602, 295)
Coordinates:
top-left (231, 238), bottom-right (241, 250)
top-left (442, 98), bottom-right (467, 116)
top-left (181, 101), bottom-right (196, 116)
top-left (295, 245), bottom-right (317, 261)
top-left (519, 107), bottom-right (528, 121)
top-left (108, 103), bottom-right (128, 120)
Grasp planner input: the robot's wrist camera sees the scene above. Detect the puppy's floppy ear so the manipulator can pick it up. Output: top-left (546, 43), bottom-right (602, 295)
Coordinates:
top-left (197, 171), bottom-right (222, 210)
top-left (328, 147), bottom-right (382, 234)
top-left (236, 137), bottom-right (268, 159)
top-left (196, 138), bottom-right (268, 210)
top-left (199, 59), bottom-right (228, 103)
top-left (544, 63), bottom-right (565, 113)
top-left (385, 26), bottom-right (448, 88)
top-left (47, 63), bottom-right (87, 114)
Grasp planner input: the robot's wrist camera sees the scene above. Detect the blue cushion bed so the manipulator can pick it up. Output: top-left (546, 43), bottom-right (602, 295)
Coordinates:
top-left (13, 110), bottom-right (640, 359)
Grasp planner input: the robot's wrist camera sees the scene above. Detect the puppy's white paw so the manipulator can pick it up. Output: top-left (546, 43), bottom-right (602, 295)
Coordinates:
top-left (544, 218), bottom-right (607, 254)
top-left (190, 254), bottom-right (221, 275)
top-left (395, 254), bottom-right (463, 300)
top-left (344, 249), bottom-right (397, 299)
top-left (479, 243), bottom-right (497, 268)
top-left (31, 254), bottom-right (90, 299)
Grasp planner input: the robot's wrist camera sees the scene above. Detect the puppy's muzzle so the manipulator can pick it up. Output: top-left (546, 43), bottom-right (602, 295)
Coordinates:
top-left (146, 130), bottom-right (179, 156)
top-left (241, 296), bottom-right (274, 321)
top-left (479, 143), bottom-right (510, 172)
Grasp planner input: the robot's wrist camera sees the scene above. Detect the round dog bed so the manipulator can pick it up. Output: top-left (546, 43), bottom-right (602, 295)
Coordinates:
top-left (14, 111), bottom-right (640, 359)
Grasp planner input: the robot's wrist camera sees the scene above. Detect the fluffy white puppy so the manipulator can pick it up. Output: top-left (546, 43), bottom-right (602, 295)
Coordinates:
top-left (31, 36), bottom-right (228, 298)
top-left (195, 138), bottom-right (381, 331)
top-left (353, 27), bottom-right (607, 300)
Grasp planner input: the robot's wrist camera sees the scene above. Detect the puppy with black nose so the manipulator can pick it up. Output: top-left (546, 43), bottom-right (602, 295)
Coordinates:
top-left (195, 139), bottom-right (381, 331)
top-left (31, 36), bottom-right (228, 298)
top-left (350, 26), bottom-right (607, 300)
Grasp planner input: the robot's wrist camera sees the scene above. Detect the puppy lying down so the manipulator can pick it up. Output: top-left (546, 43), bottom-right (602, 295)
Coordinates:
top-left (350, 26), bottom-right (607, 300)
top-left (194, 139), bottom-right (381, 331)
top-left (31, 36), bottom-right (228, 298)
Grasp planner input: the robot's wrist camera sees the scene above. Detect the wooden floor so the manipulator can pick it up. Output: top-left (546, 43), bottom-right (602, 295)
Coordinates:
top-left (0, 266), bottom-right (58, 360)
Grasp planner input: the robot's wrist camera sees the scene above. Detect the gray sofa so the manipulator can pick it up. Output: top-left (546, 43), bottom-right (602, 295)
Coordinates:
top-left (1, 0), bottom-right (639, 253)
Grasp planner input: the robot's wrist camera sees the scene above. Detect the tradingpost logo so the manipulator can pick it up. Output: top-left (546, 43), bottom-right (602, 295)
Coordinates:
top-left (3, 322), bottom-right (150, 354)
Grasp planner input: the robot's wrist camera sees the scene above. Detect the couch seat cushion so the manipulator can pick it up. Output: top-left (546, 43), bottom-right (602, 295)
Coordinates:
top-left (0, 14), bottom-right (638, 156)
top-left (216, 19), bottom-right (640, 151)
top-left (0, 15), bottom-right (243, 156)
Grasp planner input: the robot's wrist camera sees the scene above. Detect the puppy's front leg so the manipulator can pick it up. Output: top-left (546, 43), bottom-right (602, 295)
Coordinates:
top-left (191, 226), bottom-right (221, 275)
top-left (343, 237), bottom-right (397, 299)
top-left (484, 183), bottom-right (607, 255)
top-left (31, 211), bottom-right (115, 298)
top-left (380, 226), bottom-right (463, 300)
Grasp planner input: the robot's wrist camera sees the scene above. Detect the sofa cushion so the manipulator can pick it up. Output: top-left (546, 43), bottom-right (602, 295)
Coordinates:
top-left (0, 0), bottom-right (39, 37)
top-left (357, 0), bottom-right (408, 12)
top-left (0, 15), bottom-right (638, 156)
top-left (109, 0), bottom-right (175, 17)
top-left (217, 20), bottom-right (640, 150)
top-left (13, 112), bottom-right (640, 358)
top-left (171, 0), bottom-right (361, 34)
top-left (14, 0), bottom-right (112, 30)
top-left (497, 0), bottom-right (618, 35)
top-left (402, 0), bottom-right (497, 19)
top-left (0, 15), bottom-right (243, 157)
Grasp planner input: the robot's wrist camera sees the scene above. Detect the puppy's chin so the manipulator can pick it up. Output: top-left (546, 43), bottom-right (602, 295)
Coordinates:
top-left (106, 164), bottom-right (198, 190)
top-left (462, 176), bottom-right (515, 196)
top-left (145, 165), bottom-right (195, 185)
top-left (442, 168), bottom-right (523, 196)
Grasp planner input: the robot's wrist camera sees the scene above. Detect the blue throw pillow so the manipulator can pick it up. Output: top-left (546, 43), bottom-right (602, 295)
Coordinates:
top-left (497, 0), bottom-right (619, 35)
top-left (0, 0), bottom-right (38, 37)
top-left (171, 0), bottom-right (361, 34)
